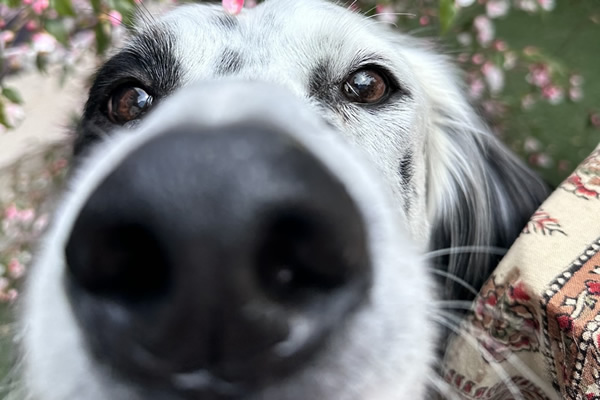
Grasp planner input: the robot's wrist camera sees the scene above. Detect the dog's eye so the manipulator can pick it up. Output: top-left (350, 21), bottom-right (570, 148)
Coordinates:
top-left (342, 68), bottom-right (390, 104)
top-left (107, 85), bottom-right (153, 124)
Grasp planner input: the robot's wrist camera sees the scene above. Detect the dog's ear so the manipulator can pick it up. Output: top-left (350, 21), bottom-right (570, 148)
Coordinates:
top-left (403, 41), bottom-right (550, 302)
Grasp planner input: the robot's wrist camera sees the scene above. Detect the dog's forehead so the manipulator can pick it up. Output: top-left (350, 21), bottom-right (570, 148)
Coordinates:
top-left (149, 0), bottom-right (402, 88)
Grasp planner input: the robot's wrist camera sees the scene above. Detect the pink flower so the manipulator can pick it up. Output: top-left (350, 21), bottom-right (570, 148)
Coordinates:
top-left (524, 137), bottom-right (541, 152)
top-left (469, 77), bottom-right (485, 99)
top-left (32, 32), bottom-right (57, 53)
top-left (529, 153), bottom-right (553, 168)
top-left (570, 75), bottom-right (583, 86)
top-left (31, 0), bottom-right (49, 15)
top-left (569, 87), bottom-right (583, 102)
top-left (419, 16), bottom-right (430, 26)
top-left (474, 15), bottom-right (495, 46)
top-left (223, 0), bottom-right (244, 15)
top-left (542, 85), bottom-right (564, 104)
top-left (471, 53), bottom-right (485, 65)
top-left (493, 40), bottom-right (508, 52)
top-left (375, 5), bottom-right (397, 24)
top-left (4, 103), bottom-right (25, 127)
top-left (4, 204), bottom-right (19, 220)
top-left (25, 20), bottom-right (39, 31)
top-left (486, 0), bottom-right (510, 19)
top-left (527, 64), bottom-right (551, 87)
top-left (18, 208), bottom-right (35, 223)
top-left (8, 259), bottom-right (25, 279)
top-left (537, 0), bottom-right (555, 11)
top-left (482, 62), bottom-right (504, 94)
top-left (108, 10), bottom-right (122, 27)
top-left (516, 0), bottom-right (538, 12)
top-left (1, 31), bottom-right (15, 45)
top-left (33, 214), bottom-right (49, 233)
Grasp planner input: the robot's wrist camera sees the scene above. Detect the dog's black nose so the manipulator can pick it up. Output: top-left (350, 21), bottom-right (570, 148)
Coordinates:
top-left (65, 124), bottom-right (371, 395)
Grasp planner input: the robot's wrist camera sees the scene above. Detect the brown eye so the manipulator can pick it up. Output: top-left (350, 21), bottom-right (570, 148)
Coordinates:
top-left (107, 85), bottom-right (153, 124)
top-left (342, 68), bottom-right (390, 104)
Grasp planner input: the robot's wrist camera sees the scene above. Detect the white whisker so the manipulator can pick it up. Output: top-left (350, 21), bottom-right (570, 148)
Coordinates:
top-left (426, 373), bottom-right (462, 400)
top-left (429, 269), bottom-right (479, 297)
top-left (439, 313), bottom-right (557, 399)
top-left (424, 246), bottom-right (508, 260)
top-left (432, 314), bottom-right (526, 400)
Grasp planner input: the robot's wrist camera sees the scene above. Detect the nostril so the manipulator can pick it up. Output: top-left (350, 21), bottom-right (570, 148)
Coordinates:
top-left (65, 223), bottom-right (170, 303)
top-left (256, 210), bottom-right (356, 303)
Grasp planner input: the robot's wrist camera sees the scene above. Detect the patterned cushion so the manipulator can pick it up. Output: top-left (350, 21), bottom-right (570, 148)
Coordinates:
top-left (443, 144), bottom-right (600, 399)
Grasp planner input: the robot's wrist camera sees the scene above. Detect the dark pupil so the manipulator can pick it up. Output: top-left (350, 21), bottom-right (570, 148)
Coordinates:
top-left (115, 87), bottom-right (151, 121)
top-left (352, 71), bottom-right (376, 94)
top-left (345, 70), bottom-right (385, 103)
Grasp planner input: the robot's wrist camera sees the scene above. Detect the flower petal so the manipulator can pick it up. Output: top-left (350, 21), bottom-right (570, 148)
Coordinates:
top-left (223, 0), bottom-right (244, 15)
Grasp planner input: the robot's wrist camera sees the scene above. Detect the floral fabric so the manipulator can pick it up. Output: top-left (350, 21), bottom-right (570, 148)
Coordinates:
top-left (443, 144), bottom-right (600, 399)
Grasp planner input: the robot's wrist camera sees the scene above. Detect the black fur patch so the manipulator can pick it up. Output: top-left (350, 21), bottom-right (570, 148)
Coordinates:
top-left (308, 60), bottom-right (333, 99)
top-left (398, 151), bottom-right (414, 186)
top-left (215, 49), bottom-right (244, 75)
top-left (74, 25), bottom-right (183, 157)
top-left (213, 13), bottom-right (239, 31)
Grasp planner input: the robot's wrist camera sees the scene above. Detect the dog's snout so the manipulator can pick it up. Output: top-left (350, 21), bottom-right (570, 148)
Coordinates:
top-left (64, 124), bottom-right (371, 393)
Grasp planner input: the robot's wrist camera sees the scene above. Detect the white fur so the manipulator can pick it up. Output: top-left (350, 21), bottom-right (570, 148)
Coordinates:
top-left (22, 81), bottom-right (435, 399)
top-left (19, 0), bottom-right (548, 398)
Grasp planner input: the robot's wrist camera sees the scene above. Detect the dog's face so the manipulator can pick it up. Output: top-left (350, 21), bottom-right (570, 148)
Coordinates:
top-left (20, 0), bottom-right (549, 399)
top-left (22, 1), bottom-right (438, 399)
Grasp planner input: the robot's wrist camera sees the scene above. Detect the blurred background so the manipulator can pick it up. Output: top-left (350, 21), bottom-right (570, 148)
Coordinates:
top-left (0, 0), bottom-right (598, 395)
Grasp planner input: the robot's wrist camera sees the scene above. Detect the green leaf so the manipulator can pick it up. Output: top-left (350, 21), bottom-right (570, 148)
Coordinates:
top-left (44, 19), bottom-right (70, 47)
top-left (439, 0), bottom-right (458, 34)
top-left (90, 0), bottom-right (102, 13)
top-left (2, 87), bottom-right (23, 105)
top-left (0, 99), bottom-right (9, 128)
top-left (35, 53), bottom-right (49, 74)
top-left (114, 0), bottom-right (136, 27)
top-left (52, 0), bottom-right (76, 16)
top-left (0, 0), bottom-right (21, 7)
top-left (95, 21), bottom-right (112, 54)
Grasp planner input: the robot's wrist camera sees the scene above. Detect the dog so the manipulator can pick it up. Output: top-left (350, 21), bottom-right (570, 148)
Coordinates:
top-left (18, 0), bottom-right (550, 399)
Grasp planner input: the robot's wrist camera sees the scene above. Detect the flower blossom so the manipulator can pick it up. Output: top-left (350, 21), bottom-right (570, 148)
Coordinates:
top-left (537, 0), bottom-right (556, 11)
top-left (542, 85), bottom-right (564, 105)
top-left (474, 15), bottom-right (495, 46)
top-left (31, 0), bottom-right (49, 15)
top-left (486, 0), bottom-right (510, 19)
top-left (456, 0), bottom-right (475, 7)
top-left (527, 64), bottom-right (551, 87)
top-left (375, 5), bottom-right (398, 24)
top-left (223, 0), bottom-right (244, 15)
top-left (482, 62), bottom-right (505, 94)
top-left (108, 10), bottom-right (122, 27)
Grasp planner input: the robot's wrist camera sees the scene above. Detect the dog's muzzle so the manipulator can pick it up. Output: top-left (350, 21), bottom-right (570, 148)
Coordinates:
top-left (62, 83), bottom-right (373, 395)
